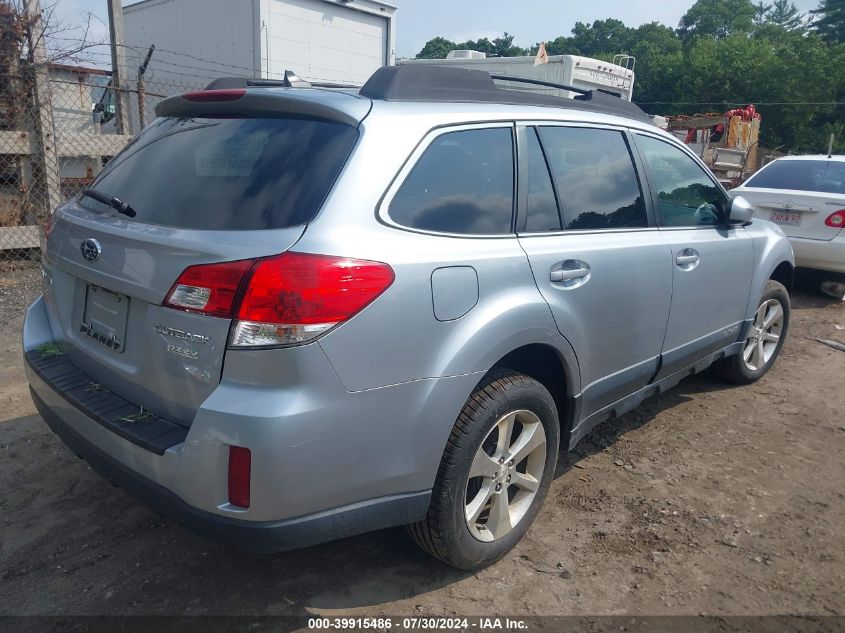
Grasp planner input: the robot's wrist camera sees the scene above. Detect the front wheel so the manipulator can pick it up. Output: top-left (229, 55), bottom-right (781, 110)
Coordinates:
top-left (715, 280), bottom-right (790, 384)
top-left (407, 371), bottom-right (560, 570)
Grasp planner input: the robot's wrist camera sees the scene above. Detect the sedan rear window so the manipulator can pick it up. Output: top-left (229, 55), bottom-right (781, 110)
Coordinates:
top-left (79, 117), bottom-right (358, 230)
top-left (743, 160), bottom-right (845, 195)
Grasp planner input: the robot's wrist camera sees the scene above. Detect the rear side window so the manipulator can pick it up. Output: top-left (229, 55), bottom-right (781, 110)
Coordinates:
top-left (79, 116), bottom-right (358, 230)
top-left (388, 128), bottom-right (514, 235)
top-left (743, 160), bottom-right (845, 194)
top-left (523, 128), bottom-right (562, 233)
top-left (538, 127), bottom-right (647, 230)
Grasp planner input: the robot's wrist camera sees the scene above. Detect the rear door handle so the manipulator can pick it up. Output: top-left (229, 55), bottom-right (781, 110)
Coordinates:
top-left (550, 260), bottom-right (591, 288)
top-left (675, 248), bottom-right (700, 269)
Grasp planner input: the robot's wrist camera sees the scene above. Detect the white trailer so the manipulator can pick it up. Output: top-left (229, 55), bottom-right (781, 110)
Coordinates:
top-left (402, 54), bottom-right (636, 102)
top-left (122, 0), bottom-right (396, 89)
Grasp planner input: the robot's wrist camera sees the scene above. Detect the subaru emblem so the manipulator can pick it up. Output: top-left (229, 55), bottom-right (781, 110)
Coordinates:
top-left (80, 238), bottom-right (101, 263)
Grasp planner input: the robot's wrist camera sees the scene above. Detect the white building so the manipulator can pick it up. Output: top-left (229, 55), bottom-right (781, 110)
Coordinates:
top-left (122, 0), bottom-right (397, 89)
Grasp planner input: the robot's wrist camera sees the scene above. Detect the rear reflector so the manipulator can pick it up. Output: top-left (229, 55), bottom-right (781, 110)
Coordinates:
top-left (230, 252), bottom-right (395, 347)
top-left (228, 446), bottom-right (251, 508)
top-left (825, 210), bottom-right (845, 228)
top-left (182, 89), bottom-right (246, 103)
top-left (163, 259), bottom-right (255, 318)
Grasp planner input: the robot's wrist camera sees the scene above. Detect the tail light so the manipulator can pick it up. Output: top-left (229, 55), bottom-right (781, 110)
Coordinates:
top-left (227, 446), bottom-right (251, 508)
top-left (163, 259), bottom-right (254, 318)
top-left (825, 210), bottom-right (845, 228)
top-left (163, 252), bottom-right (394, 347)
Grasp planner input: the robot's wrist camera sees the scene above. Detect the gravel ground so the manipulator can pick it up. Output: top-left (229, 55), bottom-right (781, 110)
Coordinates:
top-left (1, 262), bottom-right (843, 622)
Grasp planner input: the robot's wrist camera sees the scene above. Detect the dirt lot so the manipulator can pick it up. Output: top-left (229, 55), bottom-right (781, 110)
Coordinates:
top-left (1, 262), bottom-right (844, 621)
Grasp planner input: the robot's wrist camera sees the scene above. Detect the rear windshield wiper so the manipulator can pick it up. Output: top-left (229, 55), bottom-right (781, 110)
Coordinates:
top-left (80, 188), bottom-right (137, 218)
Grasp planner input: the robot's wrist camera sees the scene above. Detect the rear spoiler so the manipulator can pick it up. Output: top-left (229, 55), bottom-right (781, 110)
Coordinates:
top-left (154, 88), bottom-right (369, 126)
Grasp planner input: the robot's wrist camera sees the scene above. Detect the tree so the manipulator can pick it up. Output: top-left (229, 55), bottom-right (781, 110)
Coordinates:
top-left (678, 0), bottom-right (758, 40)
top-left (416, 36), bottom-right (457, 59)
top-left (755, 1), bottom-right (773, 24)
top-left (811, 0), bottom-right (845, 41)
top-left (766, 0), bottom-right (806, 30)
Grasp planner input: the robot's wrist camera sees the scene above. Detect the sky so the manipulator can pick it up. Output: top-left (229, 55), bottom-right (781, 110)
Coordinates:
top-left (52, 0), bottom-right (823, 61)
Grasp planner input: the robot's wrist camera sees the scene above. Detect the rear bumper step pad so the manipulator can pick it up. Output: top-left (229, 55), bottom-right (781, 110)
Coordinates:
top-left (25, 350), bottom-right (188, 455)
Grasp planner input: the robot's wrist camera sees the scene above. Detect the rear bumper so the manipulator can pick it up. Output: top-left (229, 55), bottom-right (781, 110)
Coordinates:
top-left (30, 387), bottom-right (429, 553)
top-left (790, 234), bottom-right (845, 273)
top-left (23, 295), bottom-right (478, 551)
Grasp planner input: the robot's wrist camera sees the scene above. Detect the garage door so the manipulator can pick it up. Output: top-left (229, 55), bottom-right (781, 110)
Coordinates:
top-left (265, 0), bottom-right (388, 85)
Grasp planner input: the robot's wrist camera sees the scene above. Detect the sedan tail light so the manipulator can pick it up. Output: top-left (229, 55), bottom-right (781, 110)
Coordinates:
top-left (824, 210), bottom-right (845, 228)
top-left (163, 252), bottom-right (394, 347)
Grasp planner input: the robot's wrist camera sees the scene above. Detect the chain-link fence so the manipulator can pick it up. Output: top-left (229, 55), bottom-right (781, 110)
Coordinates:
top-left (0, 5), bottom-right (204, 264)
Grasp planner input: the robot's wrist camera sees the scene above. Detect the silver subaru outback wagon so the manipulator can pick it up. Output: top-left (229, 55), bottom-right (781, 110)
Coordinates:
top-left (23, 65), bottom-right (794, 570)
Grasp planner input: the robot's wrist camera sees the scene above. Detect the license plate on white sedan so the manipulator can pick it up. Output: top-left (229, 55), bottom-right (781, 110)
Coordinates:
top-left (769, 210), bottom-right (802, 226)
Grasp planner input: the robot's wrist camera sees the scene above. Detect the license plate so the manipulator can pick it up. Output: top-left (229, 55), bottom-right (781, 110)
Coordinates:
top-left (769, 210), bottom-right (802, 226)
top-left (80, 285), bottom-right (129, 352)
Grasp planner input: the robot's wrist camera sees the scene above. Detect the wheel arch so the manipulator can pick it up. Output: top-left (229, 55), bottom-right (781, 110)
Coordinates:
top-left (769, 260), bottom-right (794, 294)
top-left (483, 343), bottom-right (577, 443)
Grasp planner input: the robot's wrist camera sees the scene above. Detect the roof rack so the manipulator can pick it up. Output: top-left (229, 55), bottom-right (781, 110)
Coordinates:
top-left (360, 65), bottom-right (651, 124)
top-left (488, 74), bottom-right (589, 96)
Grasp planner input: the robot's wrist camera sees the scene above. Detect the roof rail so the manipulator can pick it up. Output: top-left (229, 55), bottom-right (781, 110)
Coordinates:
top-left (488, 74), bottom-right (589, 96)
top-left (360, 65), bottom-right (652, 124)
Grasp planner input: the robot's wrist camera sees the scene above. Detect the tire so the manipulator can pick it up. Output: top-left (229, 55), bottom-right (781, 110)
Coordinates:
top-left (714, 279), bottom-right (790, 385)
top-left (408, 370), bottom-right (560, 570)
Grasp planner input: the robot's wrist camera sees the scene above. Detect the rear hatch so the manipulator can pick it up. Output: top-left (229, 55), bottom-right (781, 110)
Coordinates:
top-left (41, 92), bottom-right (364, 425)
top-left (738, 158), bottom-right (845, 241)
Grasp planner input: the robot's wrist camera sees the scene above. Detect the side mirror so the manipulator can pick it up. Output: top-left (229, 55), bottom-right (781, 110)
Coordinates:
top-left (728, 195), bottom-right (754, 225)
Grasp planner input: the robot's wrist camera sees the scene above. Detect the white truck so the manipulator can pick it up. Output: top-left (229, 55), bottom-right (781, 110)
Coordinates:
top-left (402, 52), bottom-right (636, 102)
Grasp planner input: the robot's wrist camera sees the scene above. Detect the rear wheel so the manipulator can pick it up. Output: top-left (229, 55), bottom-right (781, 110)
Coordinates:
top-left (715, 280), bottom-right (790, 384)
top-left (408, 371), bottom-right (559, 570)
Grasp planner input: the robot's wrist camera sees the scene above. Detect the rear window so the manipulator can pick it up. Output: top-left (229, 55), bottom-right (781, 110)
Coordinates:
top-left (79, 116), bottom-right (358, 230)
top-left (743, 160), bottom-right (845, 195)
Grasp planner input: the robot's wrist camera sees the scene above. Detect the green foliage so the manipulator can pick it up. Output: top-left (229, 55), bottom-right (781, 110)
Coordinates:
top-left (414, 32), bottom-right (528, 59)
top-left (413, 0), bottom-right (845, 153)
top-left (766, 0), bottom-right (806, 30)
top-left (36, 342), bottom-right (64, 358)
top-left (678, 0), bottom-right (758, 39)
top-left (812, 0), bottom-right (845, 42)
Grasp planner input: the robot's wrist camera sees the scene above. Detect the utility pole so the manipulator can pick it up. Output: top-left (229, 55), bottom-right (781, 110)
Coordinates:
top-left (23, 0), bottom-right (62, 222)
top-left (107, 0), bottom-right (131, 135)
top-left (136, 44), bottom-right (155, 128)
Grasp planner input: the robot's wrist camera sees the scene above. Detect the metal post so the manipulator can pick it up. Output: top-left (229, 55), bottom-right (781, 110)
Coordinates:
top-left (107, 0), bottom-right (132, 135)
top-left (828, 133), bottom-right (835, 158)
top-left (136, 44), bottom-right (155, 128)
top-left (23, 0), bottom-right (62, 221)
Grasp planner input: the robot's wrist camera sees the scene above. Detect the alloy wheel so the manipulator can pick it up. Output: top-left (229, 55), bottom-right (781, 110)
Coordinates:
top-left (464, 410), bottom-right (547, 543)
top-left (742, 298), bottom-right (784, 371)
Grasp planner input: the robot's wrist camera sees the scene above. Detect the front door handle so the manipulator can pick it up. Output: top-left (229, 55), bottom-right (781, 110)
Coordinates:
top-left (550, 260), bottom-right (591, 288)
top-left (675, 248), bottom-right (700, 270)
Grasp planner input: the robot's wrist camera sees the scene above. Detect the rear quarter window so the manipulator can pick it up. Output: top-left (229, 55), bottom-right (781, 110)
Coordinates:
top-left (388, 127), bottom-right (515, 235)
top-left (79, 116), bottom-right (359, 230)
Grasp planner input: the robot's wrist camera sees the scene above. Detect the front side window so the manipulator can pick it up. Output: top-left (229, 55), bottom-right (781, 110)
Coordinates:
top-left (388, 127), bottom-right (514, 235)
top-left (636, 135), bottom-right (727, 227)
top-left (538, 127), bottom-right (647, 231)
top-left (743, 159), bottom-right (845, 195)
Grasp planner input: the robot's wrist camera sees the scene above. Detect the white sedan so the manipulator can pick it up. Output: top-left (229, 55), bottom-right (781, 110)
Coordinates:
top-left (733, 155), bottom-right (845, 297)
